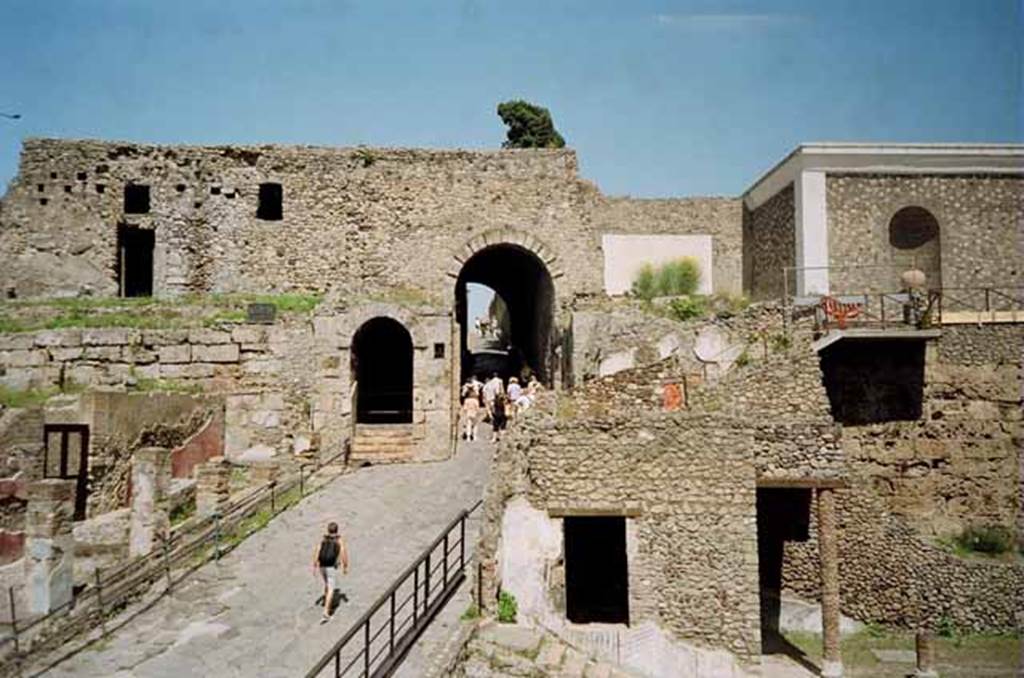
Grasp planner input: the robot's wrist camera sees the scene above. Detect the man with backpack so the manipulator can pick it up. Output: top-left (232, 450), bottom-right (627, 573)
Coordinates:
top-left (312, 521), bottom-right (349, 623)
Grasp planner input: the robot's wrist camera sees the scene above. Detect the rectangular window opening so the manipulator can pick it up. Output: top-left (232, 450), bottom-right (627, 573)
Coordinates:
top-left (564, 516), bottom-right (629, 625)
top-left (433, 342), bottom-right (445, 359)
top-left (43, 424), bottom-right (90, 520)
top-left (257, 182), bottom-right (283, 221)
top-left (117, 225), bottom-right (155, 298)
top-left (124, 183), bottom-right (151, 214)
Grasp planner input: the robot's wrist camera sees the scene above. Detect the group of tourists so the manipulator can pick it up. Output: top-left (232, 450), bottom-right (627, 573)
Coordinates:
top-left (459, 372), bottom-right (541, 442)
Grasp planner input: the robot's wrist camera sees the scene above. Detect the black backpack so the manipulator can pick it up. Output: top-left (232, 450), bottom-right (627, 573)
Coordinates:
top-left (318, 536), bottom-right (339, 567)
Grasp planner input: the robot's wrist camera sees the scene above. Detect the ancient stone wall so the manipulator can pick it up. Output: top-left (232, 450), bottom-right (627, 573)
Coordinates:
top-left (592, 197), bottom-right (743, 295)
top-left (825, 174), bottom-right (1023, 293)
top-left (311, 302), bottom-right (454, 460)
top-left (0, 139), bottom-right (603, 303)
top-left (742, 184), bottom-right (795, 301)
top-left (483, 406), bottom-right (763, 665)
top-left (780, 487), bottom-right (1023, 633)
top-left (839, 329), bottom-right (1022, 539)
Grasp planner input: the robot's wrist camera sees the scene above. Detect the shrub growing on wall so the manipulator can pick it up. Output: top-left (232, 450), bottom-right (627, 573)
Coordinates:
top-left (630, 258), bottom-right (701, 300)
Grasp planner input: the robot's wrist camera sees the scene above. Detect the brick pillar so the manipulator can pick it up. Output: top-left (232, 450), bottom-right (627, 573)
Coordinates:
top-left (129, 447), bottom-right (171, 558)
top-left (914, 632), bottom-right (938, 677)
top-left (196, 456), bottom-right (231, 517)
top-left (24, 479), bottom-right (76, 614)
top-left (817, 487), bottom-right (843, 677)
top-left (250, 460), bottom-right (280, 487)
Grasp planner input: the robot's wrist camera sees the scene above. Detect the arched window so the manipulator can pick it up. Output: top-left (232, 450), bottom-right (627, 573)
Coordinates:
top-left (889, 206), bottom-right (939, 250)
top-left (888, 206), bottom-right (941, 288)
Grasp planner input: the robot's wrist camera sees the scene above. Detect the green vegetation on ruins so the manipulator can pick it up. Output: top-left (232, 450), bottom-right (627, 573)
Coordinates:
top-left (938, 524), bottom-right (1020, 560)
top-left (0, 381), bottom-right (85, 408)
top-left (0, 293), bottom-right (322, 333)
top-left (784, 627), bottom-right (1020, 676)
top-left (631, 258), bottom-right (701, 301)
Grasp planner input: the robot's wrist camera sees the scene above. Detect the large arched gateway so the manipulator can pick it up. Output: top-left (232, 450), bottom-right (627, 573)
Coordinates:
top-left (351, 317), bottom-right (413, 424)
top-left (455, 243), bottom-right (555, 385)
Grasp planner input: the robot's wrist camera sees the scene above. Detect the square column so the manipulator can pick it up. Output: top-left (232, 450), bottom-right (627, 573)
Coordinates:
top-left (795, 171), bottom-right (830, 296)
top-left (129, 447), bottom-right (172, 557)
top-left (196, 456), bottom-right (231, 517)
top-left (817, 487), bottom-right (843, 677)
top-left (24, 479), bottom-right (76, 614)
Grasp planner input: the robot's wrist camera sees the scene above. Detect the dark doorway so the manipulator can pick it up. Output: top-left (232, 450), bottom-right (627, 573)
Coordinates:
top-left (455, 245), bottom-right (554, 384)
top-left (124, 183), bottom-right (151, 214)
top-left (117, 225), bottom-right (154, 298)
top-left (257, 182), bottom-right (283, 221)
top-left (564, 516), bottom-right (629, 625)
top-left (820, 340), bottom-right (925, 424)
top-left (756, 488), bottom-right (811, 648)
top-left (43, 424), bottom-right (90, 520)
top-left (352, 317), bottom-right (413, 424)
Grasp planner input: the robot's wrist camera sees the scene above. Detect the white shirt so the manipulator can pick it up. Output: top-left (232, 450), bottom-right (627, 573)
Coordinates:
top-left (482, 377), bottom-right (502, 402)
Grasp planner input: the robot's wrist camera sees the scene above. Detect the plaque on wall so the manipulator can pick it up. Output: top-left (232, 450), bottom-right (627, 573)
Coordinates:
top-left (247, 303), bottom-right (277, 324)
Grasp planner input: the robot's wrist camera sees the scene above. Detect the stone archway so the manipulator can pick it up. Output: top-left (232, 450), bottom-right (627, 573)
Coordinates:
top-left (454, 240), bottom-right (556, 385)
top-left (351, 316), bottom-right (413, 424)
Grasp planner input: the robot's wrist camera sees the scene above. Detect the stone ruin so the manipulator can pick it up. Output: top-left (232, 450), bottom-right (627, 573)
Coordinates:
top-left (0, 137), bottom-right (1021, 676)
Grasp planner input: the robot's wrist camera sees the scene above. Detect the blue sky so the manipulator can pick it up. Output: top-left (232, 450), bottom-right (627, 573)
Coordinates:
top-left (0, 0), bottom-right (1020, 197)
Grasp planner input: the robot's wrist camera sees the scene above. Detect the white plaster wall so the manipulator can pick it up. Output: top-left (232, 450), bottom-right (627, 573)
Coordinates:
top-left (795, 171), bottom-right (830, 296)
top-left (602, 235), bottom-right (713, 296)
top-left (497, 496), bottom-right (563, 622)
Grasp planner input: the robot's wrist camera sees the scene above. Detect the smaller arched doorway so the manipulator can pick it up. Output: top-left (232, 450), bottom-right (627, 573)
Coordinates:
top-left (351, 317), bottom-right (413, 424)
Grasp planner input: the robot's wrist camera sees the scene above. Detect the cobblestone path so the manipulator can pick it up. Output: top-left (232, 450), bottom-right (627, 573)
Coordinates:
top-left (39, 441), bottom-right (492, 678)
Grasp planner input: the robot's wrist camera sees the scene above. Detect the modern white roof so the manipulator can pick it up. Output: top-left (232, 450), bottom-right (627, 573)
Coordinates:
top-left (743, 143), bottom-right (1024, 210)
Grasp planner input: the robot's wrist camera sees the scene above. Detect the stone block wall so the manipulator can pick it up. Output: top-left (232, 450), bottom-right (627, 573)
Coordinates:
top-left (742, 184), bottom-right (795, 301)
top-left (840, 327), bottom-right (1022, 539)
top-left (826, 174), bottom-right (1023, 294)
top-left (0, 139), bottom-right (604, 305)
top-left (0, 405), bottom-right (44, 479)
top-left (311, 302), bottom-right (453, 461)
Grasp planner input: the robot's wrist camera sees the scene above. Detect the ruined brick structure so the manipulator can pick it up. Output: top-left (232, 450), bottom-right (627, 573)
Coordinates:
top-left (1, 138), bottom-right (1022, 676)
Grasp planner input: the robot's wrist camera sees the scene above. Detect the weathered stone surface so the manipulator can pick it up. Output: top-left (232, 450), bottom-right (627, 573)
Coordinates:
top-left (81, 328), bottom-right (138, 346)
top-left (128, 447), bottom-right (172, 558)
top-left (159, 363), bottom-right (215, 379)
top-left (142, 329), bottom-right (189, 346)
top-left (34, 329), bottom-right (82, 347)
top-left (188, 329), bottom-right (232, 345)
top-left (157, 344), bottom-right (191, 364)
top-left (82, 345), bottom-right (122, 361)
top-left (1, 349), bottom-right (47, 367)
top-left (477, 624), bottom-right (543, 655)
top-left (191, 343), bottom-right (240, 363)
top-left (231, 326), bottom-right (265, 345)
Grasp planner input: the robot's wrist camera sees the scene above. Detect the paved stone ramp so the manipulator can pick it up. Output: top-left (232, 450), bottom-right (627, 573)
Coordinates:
top-left (37, 442), bottom-right (492, 678)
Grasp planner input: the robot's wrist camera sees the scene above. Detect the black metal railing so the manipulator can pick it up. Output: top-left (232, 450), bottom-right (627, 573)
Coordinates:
top-left (0, 449), bottom-right (347, 675)
top-left (306, 500), bottom-right (482, 678)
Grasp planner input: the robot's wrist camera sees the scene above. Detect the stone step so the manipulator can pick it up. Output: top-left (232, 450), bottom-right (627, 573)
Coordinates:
top-left (354, 423), bottom-right (416, 436)
top-left (350, 444), bottom-right (413, 456)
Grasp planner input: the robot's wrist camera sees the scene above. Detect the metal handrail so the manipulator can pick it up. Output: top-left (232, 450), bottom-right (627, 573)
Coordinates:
top-left (306, 499), bottom-right (482, 678)
top-left (1, 448), bottom-right (347, 670)
top-left (809, 285), bottom-right (1023, 332)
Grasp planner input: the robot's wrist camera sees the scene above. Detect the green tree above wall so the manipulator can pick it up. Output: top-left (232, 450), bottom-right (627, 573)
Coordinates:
top-left (497, 100), bottom-right (566, 149)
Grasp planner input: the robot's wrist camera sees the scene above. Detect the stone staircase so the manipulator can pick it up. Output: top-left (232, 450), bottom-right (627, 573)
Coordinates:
top-left (350, 423), bottom-right (416, 463)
